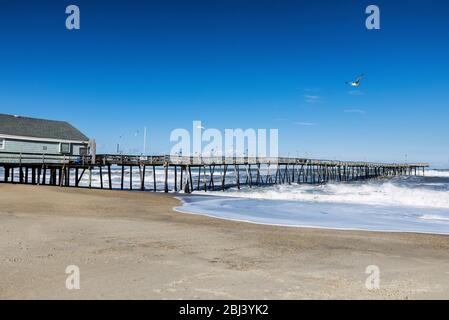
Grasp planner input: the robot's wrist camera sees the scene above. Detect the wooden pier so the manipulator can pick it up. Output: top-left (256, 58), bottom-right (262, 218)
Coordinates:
top-left (0, 152), bottom-right (429, 193)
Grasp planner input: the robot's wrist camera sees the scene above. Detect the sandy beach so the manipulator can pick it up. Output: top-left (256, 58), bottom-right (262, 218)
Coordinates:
top-left (1, 184), bottom-right (449, 299)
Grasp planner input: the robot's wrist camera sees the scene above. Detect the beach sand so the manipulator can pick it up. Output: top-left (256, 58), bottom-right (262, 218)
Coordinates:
top-left (1, 184), bottom-right (449, 299)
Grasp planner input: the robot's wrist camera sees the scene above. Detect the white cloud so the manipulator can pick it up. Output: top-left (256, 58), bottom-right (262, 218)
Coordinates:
top-left (344, 109), bottom-right (366, 114)
top-left (304, 94), bottom-right (323, 103)
top-left (349, 90), bottom-right (364, 96)
top-left (294, 121), bottom-right (317, 126)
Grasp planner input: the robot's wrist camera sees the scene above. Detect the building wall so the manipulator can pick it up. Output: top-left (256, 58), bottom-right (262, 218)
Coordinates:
top-left (0, 138), bottom-right (87, 156)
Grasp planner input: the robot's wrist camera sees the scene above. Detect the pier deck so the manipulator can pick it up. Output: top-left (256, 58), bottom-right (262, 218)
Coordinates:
top-left (0, 152), bottom-right (429, 193)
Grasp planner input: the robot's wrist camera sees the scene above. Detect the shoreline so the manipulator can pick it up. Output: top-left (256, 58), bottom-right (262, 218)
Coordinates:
top-left (174, 203), bottom-right (449, 237)
top-left (2, 184), bottom-right (449, 299)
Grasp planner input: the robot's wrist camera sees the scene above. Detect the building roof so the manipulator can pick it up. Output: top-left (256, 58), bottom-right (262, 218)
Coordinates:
top-left (0, 114), bottom-right (89, 142)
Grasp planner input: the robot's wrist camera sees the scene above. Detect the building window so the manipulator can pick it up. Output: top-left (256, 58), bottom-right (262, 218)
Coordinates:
top-left (0, 139), bottom-right (5, 150)
top-left (59, 143), bottom-right (71, 154)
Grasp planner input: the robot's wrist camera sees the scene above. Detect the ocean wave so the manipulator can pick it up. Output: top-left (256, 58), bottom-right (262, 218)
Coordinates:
top-left (176, 195), bottom-right (449, 235)
top-left (206, 177), bottom-right (449, 210)
top-left (425, 169), bottom-right (449, 177)
top-left (420, 214), bottom-right (449, 221)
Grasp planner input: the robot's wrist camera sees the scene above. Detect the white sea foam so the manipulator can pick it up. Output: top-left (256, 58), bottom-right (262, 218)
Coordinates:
top-left (175, 195), bottom-right (449, 235)
top-left (176, 171), bottom-right (449, 235)
top-left (420, 214), bottom-right (449, 221)
top-left (424, 169), bottom-right (449, 177)
top-left (205, 179), bottom-right (449, 209)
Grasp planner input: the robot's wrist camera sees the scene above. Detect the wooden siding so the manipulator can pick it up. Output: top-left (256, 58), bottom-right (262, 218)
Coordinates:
top-left (0, 138), bottom-right (87, 156)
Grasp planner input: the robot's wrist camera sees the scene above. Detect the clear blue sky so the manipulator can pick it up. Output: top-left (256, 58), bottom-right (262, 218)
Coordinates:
top-left (1, 0), bottom-right (448, 166)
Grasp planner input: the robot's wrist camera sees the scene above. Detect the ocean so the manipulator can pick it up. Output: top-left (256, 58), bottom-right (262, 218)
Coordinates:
top-left (175, 170), bottom-right (449, 235)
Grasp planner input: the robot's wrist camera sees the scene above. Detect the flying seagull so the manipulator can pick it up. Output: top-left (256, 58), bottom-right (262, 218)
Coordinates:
top-left (346, 74), bottom-right (364, 87)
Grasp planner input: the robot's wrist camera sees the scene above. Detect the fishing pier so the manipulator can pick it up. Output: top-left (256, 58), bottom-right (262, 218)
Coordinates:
top-left (0, 152), bottom-right (429, 193)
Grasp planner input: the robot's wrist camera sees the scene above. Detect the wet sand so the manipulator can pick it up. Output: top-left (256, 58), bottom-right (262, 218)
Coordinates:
top-left (1, 184), bottom-right (449, 299)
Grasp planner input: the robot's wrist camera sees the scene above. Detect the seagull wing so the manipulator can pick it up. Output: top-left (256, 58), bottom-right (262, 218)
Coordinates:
top-left (355, 74), bottom-right (364, 82)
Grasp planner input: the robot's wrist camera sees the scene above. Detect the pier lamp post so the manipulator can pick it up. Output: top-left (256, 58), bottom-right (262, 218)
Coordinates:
top-left (116, 135), bottom-right (123, 154)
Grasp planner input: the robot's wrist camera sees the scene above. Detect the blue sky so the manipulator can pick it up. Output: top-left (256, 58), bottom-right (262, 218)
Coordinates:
top-left (1, 0), bottom-right (448, 166)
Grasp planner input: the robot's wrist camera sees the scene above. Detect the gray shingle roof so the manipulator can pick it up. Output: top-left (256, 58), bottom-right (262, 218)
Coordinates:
top-left (0, 114), bottom-right (89, 141)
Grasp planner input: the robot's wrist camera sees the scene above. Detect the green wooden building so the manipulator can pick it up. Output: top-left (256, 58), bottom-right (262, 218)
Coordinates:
top-left (0, 114), bottom-right (90, 163)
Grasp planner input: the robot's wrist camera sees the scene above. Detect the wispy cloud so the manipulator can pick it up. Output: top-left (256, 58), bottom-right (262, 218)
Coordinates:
top-left (294, 121), bottom-right (317, 126)
top-left (344, 108), bottom-right (366, 114)
top-left (303, 88), bottom-right (323, 104)
top-left (304, 88), bottom-right (321, 93)
top-left (348, 90), bottom-right (364, 96)
top-left (304, 94), bottom-right (322, 103)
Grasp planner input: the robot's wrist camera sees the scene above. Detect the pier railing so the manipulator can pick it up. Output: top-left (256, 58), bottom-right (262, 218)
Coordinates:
top-left (93, 154), bottom-right (429, 168)
top-left (1, 152), bottom-right (429, 168)
top-left (0, 151), bottom-right (81, 165)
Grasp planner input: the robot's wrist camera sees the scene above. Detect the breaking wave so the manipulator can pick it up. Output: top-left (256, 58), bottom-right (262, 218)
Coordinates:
top-left (176, 169), bottom-right (449, 235)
